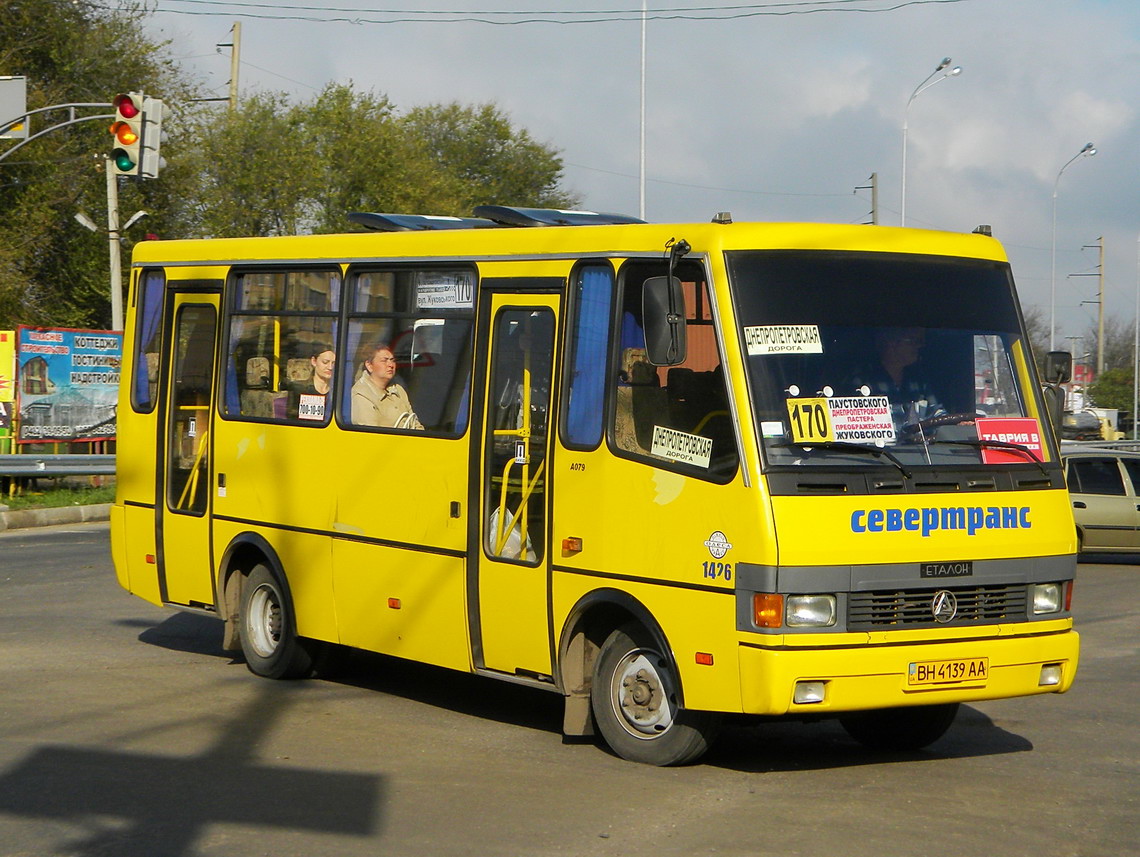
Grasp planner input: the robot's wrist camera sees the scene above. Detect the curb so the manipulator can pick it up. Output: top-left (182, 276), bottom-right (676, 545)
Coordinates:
top-left (0, 503), bottom-right (112, 532)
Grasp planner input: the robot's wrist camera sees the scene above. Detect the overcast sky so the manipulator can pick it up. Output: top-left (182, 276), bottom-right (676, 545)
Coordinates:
top-left (146, 0), bottom-right (1139, 353)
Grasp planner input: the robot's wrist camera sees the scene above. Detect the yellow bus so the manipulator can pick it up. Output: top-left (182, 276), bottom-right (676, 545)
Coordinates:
top-left (111, 207), bottom-right (1079, 765)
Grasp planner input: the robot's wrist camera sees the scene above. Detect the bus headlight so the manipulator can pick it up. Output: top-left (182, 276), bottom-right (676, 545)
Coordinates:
top-left (1033, 583), bottom-right (1062, 615)
top-left (786, 594), bottom-right (837, 627)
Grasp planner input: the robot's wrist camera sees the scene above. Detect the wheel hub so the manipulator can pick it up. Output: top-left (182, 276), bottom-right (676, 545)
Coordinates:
top-left (613, 652), bottom-right (674, 736)
top-left (247, 584), bottom-right (282, 658)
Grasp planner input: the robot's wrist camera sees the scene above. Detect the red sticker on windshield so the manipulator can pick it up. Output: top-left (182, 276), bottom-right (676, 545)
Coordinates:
top-left (975, 417), bottom-right (1043, 463)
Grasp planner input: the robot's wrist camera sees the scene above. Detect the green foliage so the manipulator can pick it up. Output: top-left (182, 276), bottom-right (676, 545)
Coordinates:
top-left (1087, 366), bottom-right (1134, 412)
top-left (2, 481), bottom-right (115, 510)
top-left (178, 85), bottom-right (579, 238)
top-left (0, 0), bottom-right (199, 329)
top-left (401, 102), bottom-right (576, 213)
top-left (0, 5), bottom-right (578, 331)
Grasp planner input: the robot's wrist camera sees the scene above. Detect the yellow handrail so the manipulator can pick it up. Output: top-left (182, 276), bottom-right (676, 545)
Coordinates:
top-left (176, 428), bottom-right (209, 510)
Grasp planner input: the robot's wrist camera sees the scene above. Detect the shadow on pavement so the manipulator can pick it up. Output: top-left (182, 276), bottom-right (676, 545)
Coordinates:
top-left (0, 683), bottom-right (383, 857)
top-left (127, 611), bottom-right (231, 659)
top-left (706, 704), bottom-right (1032, 773)
top-left (120, 612), bottom-right (1035, 773)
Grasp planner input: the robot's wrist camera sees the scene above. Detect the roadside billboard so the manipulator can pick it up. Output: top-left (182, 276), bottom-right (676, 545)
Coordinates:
top-left (16, 326), bottom-right (121, 443)
top-left (0, 330), bottom-right (13, 434)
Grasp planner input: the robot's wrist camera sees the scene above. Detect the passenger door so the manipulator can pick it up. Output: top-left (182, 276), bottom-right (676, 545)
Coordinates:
top-left (1067, 455), bottom-right (1139, 550)
top-left (471, 294), bottom-right (559, 677)
top-left (157, 292), bottom-right (220, 607)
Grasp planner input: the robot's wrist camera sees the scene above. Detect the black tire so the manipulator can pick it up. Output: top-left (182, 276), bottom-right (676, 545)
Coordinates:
top-left (839, 702), bottom-right (960, 751)
top-left (239, 563), bottom-right (319, 679)
top-left (590, 623), bottom-right (721, 766)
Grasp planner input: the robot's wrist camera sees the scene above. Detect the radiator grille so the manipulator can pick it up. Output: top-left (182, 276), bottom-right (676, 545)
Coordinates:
top-left (847, 584), bottom-right (1028, 629)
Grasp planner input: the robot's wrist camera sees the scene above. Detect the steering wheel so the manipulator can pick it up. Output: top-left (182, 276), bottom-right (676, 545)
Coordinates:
top-left (898, 412), bottom-right (977, 438)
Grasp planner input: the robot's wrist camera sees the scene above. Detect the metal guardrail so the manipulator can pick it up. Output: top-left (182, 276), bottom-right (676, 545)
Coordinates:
top-left (1059, 439), bottom-right (1140, 451)
top-left (0, 454), bottom-right (115, 477)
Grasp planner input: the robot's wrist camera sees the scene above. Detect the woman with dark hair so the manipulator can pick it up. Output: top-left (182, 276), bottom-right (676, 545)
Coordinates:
top-left (287, 342), bottom-right (335, 421)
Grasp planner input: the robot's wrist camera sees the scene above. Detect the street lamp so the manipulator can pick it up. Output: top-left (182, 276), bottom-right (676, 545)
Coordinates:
top-left (75, 207), bottom-right (147, 331)
top-left (1049, 142), bottom-right (1097, 350)
top-left (901, 57), bottom-right (962, 226)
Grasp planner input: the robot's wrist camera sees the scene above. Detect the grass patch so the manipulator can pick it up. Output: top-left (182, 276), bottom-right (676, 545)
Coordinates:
top-left (2, 482), bottom-right (115, 511)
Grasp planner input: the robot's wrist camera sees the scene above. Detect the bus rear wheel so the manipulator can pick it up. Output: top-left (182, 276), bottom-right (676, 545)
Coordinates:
top-left (239, 563), bottom-right (318, 680)
top-left (839, 702), bottom-right (960, 751)
top-left (590, 623), bottom-right (720, 766)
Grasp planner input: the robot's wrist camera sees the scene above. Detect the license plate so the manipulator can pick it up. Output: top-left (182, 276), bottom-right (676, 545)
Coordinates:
top-left (908, 657), bottom-right (989, 686)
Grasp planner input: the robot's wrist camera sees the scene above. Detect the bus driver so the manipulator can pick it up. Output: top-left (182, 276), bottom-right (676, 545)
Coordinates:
top-left (351, 343), bottom-right (423, 429)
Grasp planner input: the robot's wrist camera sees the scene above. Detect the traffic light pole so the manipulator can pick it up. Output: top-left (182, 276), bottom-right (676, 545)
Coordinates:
top-left (105, 156), bottom-right (123, 332)
top-left (0, 107), bottom-right (113, 163)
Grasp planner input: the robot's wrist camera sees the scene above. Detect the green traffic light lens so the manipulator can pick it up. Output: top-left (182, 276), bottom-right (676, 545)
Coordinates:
top-left (112, 150), bottom-right (136, 171)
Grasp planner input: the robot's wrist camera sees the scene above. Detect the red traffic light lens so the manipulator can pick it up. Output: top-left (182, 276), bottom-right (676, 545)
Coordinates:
top-left (113, 94), bottom-right (139, 119)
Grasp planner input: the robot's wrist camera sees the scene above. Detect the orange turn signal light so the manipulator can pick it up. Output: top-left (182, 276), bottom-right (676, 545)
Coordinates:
top-left (561, 536), bottom-right (583, 555)
top-left (387, 598), bottom-right (401, 609)
top-left (753, 593), bottom-right (783, 628)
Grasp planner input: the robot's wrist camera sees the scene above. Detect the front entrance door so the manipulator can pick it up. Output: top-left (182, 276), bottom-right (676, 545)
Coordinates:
top-left (473, 295), bottom-right (559, 676)
top-left (158, 294), bottom-right (219, 607)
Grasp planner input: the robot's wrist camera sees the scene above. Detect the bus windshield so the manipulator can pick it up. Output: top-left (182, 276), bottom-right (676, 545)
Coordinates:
top-left (726, 250), bottom-right (1043, 468)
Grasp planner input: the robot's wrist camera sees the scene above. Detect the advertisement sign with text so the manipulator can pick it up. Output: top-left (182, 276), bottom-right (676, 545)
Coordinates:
top-left (16, 326), bottom-right (121, 443)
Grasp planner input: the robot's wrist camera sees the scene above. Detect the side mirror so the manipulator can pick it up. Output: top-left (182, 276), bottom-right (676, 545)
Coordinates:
top-left (642, 276), bottom-right (687, 366)
top-left (1041, 384), bottom-right (1065, 435)
top-left (1043, 351), bottom-right (1072, 384)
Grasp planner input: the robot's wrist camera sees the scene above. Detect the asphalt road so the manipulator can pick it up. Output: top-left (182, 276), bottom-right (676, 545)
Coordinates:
top-left (0, 522), bottom-right (1136, 857)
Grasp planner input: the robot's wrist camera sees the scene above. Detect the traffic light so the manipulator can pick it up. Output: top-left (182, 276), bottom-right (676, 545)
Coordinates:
top-left (109, 92), bottom-right (143, 176)
top-left (140, 96), bottom-right (168, 179)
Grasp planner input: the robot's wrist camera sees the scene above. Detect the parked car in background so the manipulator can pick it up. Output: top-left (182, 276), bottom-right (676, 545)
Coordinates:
top-left (1061, 446), bottom-right (1140, 553)
top-left (1061, 410), bottom-right (1103, 441)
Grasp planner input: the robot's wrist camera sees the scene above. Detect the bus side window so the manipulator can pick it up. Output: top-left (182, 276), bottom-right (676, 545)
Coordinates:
top-left (611, 263), bottom-right (738, 480)
top-left (563, 263), bottom-right (614, 449)
top-left (223, 269), bottom-right (340, 425)
top-left (343, 267), bottom-right (475, 436)
top-left (131, 269), bottom-right (165, 414)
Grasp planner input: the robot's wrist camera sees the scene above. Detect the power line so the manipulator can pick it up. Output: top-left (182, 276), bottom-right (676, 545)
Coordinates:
top-left (139, 0), bottom-right (975, 25)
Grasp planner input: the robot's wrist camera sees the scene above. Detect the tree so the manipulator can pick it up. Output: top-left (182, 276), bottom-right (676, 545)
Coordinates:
top-left (1, 9), bottom-right (578, 327)
top-left (304, 82), bottom-right (462, 233)
top-left (0, 0), bottom-right (199, 329)
top-left (1080, 315), bottom-right (1135, 374)
top-left (179, 85), bottom-right (579, 239)
top-left (1087, 366), bottom-right (1133, 413)
top-left (175, 92), bottom-right (321, 238)
top-left (400, 102), bottom-right (577, 213)
top-left (1021, 304), bottom-right (1050, 371)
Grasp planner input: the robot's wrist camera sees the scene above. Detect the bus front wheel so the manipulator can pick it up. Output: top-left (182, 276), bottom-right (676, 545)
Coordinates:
top-left (239, 563), bottom-right (317, 680)
top-left (839, 702), bottom-right (959, 751)
top-left (590, 623), bottom-right (720, 766)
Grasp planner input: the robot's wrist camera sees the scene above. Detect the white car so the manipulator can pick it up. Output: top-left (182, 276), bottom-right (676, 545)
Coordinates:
top-left (1062, 446), bottom-right (1140, 553)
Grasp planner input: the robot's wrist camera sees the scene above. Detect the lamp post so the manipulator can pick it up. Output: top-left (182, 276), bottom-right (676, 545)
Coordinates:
top-left (1134, 233), bottom-right (1139, 440)
top-left (75, 198), bottom-right (147, 332)
top-left (639, 0), bottom-right (646, 220)
top-left (901, 57), bottom-right (961, 226)
top-left (1049, 142), bottom-right (1096, 350)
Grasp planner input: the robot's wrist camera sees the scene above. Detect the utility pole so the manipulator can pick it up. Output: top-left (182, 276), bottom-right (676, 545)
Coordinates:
top-left (105, 156), bottom-right (123, 332)
top-left (1072, 237), bottom-right (1105, 378)
top-left (218, 21), bottom-right (242, 111)
top-left (1088, 237), bottom-right (1105, 377)
top-left (855, 173), bottom-right (879, 225)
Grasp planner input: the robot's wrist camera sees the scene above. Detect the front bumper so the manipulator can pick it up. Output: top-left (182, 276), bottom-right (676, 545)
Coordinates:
top-left (738, 624), bottom-right (1079, 715)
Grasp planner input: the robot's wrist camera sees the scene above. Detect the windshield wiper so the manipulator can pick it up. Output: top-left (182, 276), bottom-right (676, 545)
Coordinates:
top-left (772, 441), bottom-right (912, 479)
top-left (928, 438), bottom-right (1049, 476)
